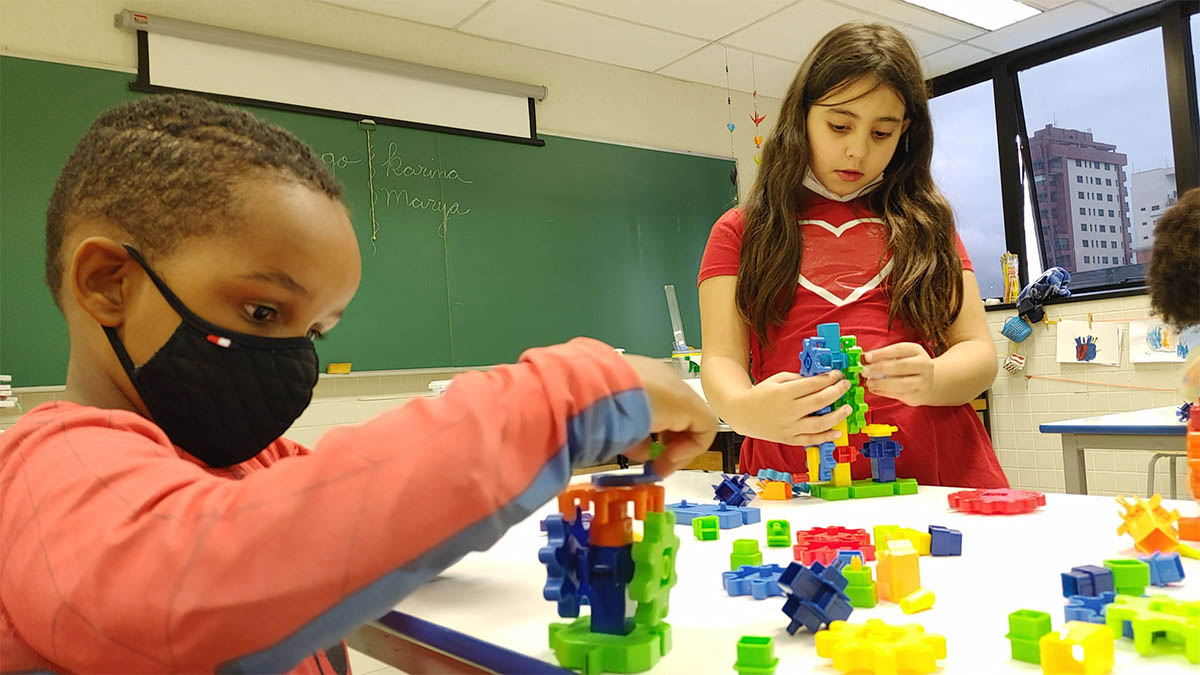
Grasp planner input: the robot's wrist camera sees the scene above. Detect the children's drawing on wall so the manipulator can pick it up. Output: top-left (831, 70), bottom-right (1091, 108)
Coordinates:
top-left (1128, 319), bottom-right (1187, 363)
top-left (1055, 319), bottom-right (1121, 367)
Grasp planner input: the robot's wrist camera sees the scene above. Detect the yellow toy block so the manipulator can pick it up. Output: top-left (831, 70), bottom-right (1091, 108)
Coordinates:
top-left (861, 423), bottom-right (899, 437)
top-left (815, 618), bottom-right (946, 674)
top-left (877, 539), bottom-right (920, 603)
top-left (874, 525), bottom-right (931, 556)
top-left (833, 419), bottom-right (849, 447)
top-left (832, 462), bottom-right (852, 487)
top-left (1038, 621), bottom-right (1114, 675)
top-left (900, 588), bottom-right (935, 614)
top-left (807, 446), bottom-right (820, 479)
top-left (758, 480), bottom-right (792, 500)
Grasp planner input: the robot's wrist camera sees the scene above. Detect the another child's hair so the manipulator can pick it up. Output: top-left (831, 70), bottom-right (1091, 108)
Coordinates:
top-left (1147, 186), bottom-right (1200, 329)
top-left (738, 22), bottom-right (962, 352)
top-left (45, 93), bottom-right (342, 305)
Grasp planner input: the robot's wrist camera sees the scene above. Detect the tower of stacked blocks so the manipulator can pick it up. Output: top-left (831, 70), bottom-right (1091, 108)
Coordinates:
top-left (539, 482), bottom-right (680, 673)
top-left (799, 323), bottom-right (918, 501)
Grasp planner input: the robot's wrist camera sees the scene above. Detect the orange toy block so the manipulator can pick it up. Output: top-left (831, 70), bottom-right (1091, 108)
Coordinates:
top-left (876, 539), bottom-right (920, 603)
top-left (758, 480), bottom-right (792, 500)
top-left (557, 483), bottom-right (665, 547)
top-left (1180, 517), bottom-right (1200, 542)
top-left (1116, 494), bottom-right (1181, 554)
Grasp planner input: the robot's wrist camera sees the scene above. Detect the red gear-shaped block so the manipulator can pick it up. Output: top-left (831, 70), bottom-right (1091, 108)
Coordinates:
top-left (793, 526), bottom-right (877, 565)
top-left (947, 488), bottom-right (1046, 515)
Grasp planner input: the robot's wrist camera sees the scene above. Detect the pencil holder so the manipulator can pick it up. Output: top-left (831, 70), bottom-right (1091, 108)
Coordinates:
top-left (1001, 317), bottom-right (1032, 343)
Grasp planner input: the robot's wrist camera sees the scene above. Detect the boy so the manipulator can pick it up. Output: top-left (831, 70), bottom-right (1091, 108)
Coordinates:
top-left (0, 94), bottom-right (715, 673)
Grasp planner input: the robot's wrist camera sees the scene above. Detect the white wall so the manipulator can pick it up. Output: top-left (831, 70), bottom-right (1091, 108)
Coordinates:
top-left (0, 0), bottom-right (779, 199)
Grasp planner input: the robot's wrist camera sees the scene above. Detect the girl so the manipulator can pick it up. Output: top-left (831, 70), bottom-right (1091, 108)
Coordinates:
top-left (698, 23), bottom-right (1006, 488)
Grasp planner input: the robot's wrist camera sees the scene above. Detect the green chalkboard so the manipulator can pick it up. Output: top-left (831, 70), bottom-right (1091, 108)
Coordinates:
top-left (0, 55), bottom-right (736, 386)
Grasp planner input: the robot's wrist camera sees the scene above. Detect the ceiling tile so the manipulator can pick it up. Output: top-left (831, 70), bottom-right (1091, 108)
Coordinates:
top-left (967, 2), bottom-right (1111, 53)
top-left (902, 25), bottom-right (958, 56)
top-left (1022, 0), bottom-right (1075, 8)
top-left (550, 0), bottom-right (796, 40)
top-left (722, 0), bottom-right (878, 61)
top-left (315, 0), bottom-right (490, 28)
top-left (1088, 0), bottom-right (1157, 13)
top-left (658, 45), bottom-right (799, 98)
top-left (921, 43), bottom-right (994, 78)
top-left (839, 0), bottom-right (985, 41)
top-left (459, 0), bottom-right (707, 71)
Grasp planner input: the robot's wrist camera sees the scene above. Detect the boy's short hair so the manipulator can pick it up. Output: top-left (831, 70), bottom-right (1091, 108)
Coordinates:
top-left (45, 93), bottom-right (343, 306)
top-left (1147, 186), bottom-right (1200, 329)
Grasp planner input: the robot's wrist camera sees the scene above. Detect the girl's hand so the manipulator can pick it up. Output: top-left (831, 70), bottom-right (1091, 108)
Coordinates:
top-left (732, 370), bottom-right (852, 446)
top-left (622, 355), bottom-right (718, 477)
top-left (861, 342), bottom-right (935, 406)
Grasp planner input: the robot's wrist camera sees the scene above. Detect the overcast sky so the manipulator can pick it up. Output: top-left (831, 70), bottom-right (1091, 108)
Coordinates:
top-left (928, 25), bottom-right (1190, 298)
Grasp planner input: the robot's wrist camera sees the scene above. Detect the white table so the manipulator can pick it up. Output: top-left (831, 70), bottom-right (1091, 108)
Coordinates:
top-left (1040, 406), bottom-right (1187, 496)
top-left (366, 470), bottom-right (1200, 673)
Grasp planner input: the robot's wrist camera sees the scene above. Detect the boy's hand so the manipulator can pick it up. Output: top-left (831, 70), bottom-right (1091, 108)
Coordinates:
top-left (731, 370), bottom-right (852, 446)
top-left (622, 356), bottom-right (718, 477)
top-left (862, 342), bottom-right (935, 406)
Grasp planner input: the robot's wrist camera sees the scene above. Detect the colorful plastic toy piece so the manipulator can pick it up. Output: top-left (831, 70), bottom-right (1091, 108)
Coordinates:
top-left (1104, 594), bottom-right (1200, 663)
top-left (928, 525), bottom-right (962, 556)
top-left (628, 510), bottom-right (679, 628)
top-left (734, 636), bottom-right (778, 675)
top-left (693, 515), bottom-right (719, 541)
top-left (831, 462), bottom-right (852, 488)
top-left (1065, 592), bottom-right (1117, 625)
top-left (1116, 494), bottom-right (1200, 558)
top-left (714, 473), bottom-right (757, 507)
top-left (541, 511), bottom-right (591, 532)
top-left (860, 436), bottom-right (904, 484)
top-left (899, 589), bottom-right (935, 614)
top-left (947, 488), bottom-right (1046, 514)
top-left (593, 444), bottom-right (665, 485)
top-left (815, 619), bottom-right (946, 675)
top-left (766, 520), bottom-right (791, 548)
top-left (1102, 559), bottom-right (1151, 597)
top-left (540, 508), bottom-right (592, 618)
top-left (1179, 516), bottom-right (1200, 542)
top-left (836, 550), bottom-right (865, 566)
top-left (757, 468), bottom-right (791, 484)
top-left (841, 557), bottom-right (877, 608)
top-left (757, 480), bottom-right (793, 500)
top-left (723, 564), bottom-right (786, 600)
top-left (876, 539), bottom-right (920, 603)
top-left (588, 545), bottom-right (636, 635)
top-left (1039, 621), bottom-right (1114, 675)
top-left (1007, 610), bottom-right (1053, 664)
top-left (800, 337), bottom-right (833, 377)
top-left (730, 539), bottom-right (763, 570)
top-left (779, 558), bottom-right (853, 635)
top-left (794, 526), bottom-right (876, 565)
top-left (548, 618), bottom-right (670, 674)
top-left (1140, 551), bottom-right (1185, 586)
top-left (874, 525), bottom-right (931, 556)
top-left (666, 500), bottom-right (761, 529)
top-left (1061, 565), bottom-right (1115, 598)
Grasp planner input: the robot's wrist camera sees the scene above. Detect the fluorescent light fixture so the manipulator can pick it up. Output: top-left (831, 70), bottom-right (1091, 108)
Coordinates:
top-left (901, 0), bottom-right (1041, 31)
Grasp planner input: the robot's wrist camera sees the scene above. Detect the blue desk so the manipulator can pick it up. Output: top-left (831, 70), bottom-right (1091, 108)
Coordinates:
top-left (1039, 406), bottom-right (1186, 495)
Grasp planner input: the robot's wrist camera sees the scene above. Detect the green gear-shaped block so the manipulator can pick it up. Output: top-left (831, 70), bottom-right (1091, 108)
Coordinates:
top-left (1105, 594), bottom-right (1200, 663)
top-left (629, 510), bottom-right (680, 627)
top-left (549, 617), bottom-right (672, 674)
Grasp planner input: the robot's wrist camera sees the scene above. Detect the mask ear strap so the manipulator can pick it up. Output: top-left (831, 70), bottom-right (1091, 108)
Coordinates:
top-left (121, 245), bottom-right (199, 322)
top-left (103, 325), bottom-right (140, 375)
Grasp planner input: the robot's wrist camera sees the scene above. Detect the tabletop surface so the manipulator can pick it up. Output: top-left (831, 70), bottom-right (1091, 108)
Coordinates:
top-left (394, 471), bottom-right (1200, 673)
top-left (1039, 405), bottom-right (1186, 436)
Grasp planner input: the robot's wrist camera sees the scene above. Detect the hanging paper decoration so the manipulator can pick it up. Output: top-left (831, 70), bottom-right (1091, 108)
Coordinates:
top-left (724, 48), bottom-right (737, 186)
top-left (749, 54), bottom-right (766, 166)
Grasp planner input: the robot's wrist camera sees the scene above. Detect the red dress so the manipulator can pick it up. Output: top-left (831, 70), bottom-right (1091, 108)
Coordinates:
top-left (698, 198), bottom-right (1008, 489)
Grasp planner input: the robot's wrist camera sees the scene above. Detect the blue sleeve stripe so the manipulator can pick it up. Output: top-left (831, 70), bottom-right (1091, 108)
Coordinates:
top-left (217, 388), bottom-right (649, 673)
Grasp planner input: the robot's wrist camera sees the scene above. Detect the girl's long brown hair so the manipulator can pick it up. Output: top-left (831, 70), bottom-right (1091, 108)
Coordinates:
top-left (737, 23), bottom-right (963, 353)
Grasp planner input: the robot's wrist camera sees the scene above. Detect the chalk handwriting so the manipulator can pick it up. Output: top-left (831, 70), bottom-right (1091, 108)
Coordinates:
top-left (384, 143), bottom-right (473, 184)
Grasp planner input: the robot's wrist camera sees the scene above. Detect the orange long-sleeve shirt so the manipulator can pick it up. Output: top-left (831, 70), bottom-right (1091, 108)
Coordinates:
top-left (0, 338), bottom-right (649, 673)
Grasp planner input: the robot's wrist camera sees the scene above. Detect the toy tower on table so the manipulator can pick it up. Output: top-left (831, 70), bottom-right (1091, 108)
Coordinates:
top-left (799, 323), bottom-right (918, 501)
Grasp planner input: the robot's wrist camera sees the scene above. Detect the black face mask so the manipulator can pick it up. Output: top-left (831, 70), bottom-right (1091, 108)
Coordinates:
top-left (104, 246), bottom-right (320, 467)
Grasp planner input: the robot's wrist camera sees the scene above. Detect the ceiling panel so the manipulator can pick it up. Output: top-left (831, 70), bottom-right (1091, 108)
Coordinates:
top-left (316, 0), bottom-right (490, 28)
top-left (920, 43), bottom-right (995, 78)
top-left (657, 44), bottom-right (799, 98)
top-left (459, 0), bottom-right (707, 71)
top-left (967, 2), bottom-right (1111, 53)
top-left (902, 25), bottom-right (958, 55)
top-left (1088, 0), bottom-right (1158, 13)
top-left (550, 0), bottom-right (796, 40)
top-left (1023, 0), bottom-right (1076, 8)
top-left (840, 0), bottom-right (985, 41)
top-left (722, 0), bottom-right (877, 61)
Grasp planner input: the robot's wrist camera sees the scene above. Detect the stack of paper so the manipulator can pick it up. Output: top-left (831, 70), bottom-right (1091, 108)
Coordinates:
top-left (0, 374), bottom-right (16, 409)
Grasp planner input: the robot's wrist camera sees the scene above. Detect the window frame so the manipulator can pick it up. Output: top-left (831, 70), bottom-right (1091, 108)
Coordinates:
top-left (929, 0), bottom-right (1199, 307)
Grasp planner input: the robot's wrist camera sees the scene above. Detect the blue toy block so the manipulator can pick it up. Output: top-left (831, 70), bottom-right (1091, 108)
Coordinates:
top-left (793, 482), bottom-right (811, 495)
top-left (714, 473), bottom-right (757, 507)
top-left (757, 468), bottom-right (792, 484)
top-left (778, 559), bottom-right (853, 635)
top-left (539, 508), bottom-right (592, 617)
top-left (1139, 552), bottom-right (1185, 586)
top-left (816, 323), bottom-right (842, 353)
top-left (541, 512), bottom-right (591, 532)
top-left (666, 500), bottom-right (761, 528)
top-left (587, 544), bottom-right (635, 635)
top-left (800, 337), bottom-right (833, 377)
top-left (814, 405), bottom-right (833, 415)
top-left (723, 564), bottom-right (787, 600)
top-left (1060, 565), bottom-right (1114, 598)
top-left (1064, 592), bottom-right (1117, 625)
top-left (861, 438), bottom-right (904, 458)
top-left (592, 460), bottom-right (661, 486)
top-left (870, 457), bottom-right (897, 483)
top-left (816, 442), bottom-right (836, 482)
top-left (835, 550), bottom-right (865, 566)
top-left (928, 526), bottom-right (962, 556)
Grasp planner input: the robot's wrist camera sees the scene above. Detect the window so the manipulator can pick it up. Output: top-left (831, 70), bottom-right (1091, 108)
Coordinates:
top-left (1077, 175), bottom-right (1083, 183)
top-left (1021, 28), bottom-right (1175, 290)
top-left (1079, 190), bottom-right (1085, 199)
top-left (929, 81), bottom-right (1004, 298)
top-left (1084, 255), bottom-right (1091, 263)
top-left (1151, 204), bottom-right (1161, 211)
top-left (1083, 240), bottom-right (1090, 247)
top-left (1050, 191), bottom-right (1056, 201)
top-left (1104, 256), bottom-right (1110, 263)
top-left (1101, 240), bottom-right (1108, 248)
top-left (1050, 158), bottom-right (1063, 169)
top-left (1109, 225), bottom-right (1116, 233)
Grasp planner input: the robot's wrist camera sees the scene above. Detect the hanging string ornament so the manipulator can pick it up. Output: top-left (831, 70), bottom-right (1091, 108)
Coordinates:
top-left (724, 47), bottom-right (737, 187)
top-left (749, 54), bottom-right (767, 166)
